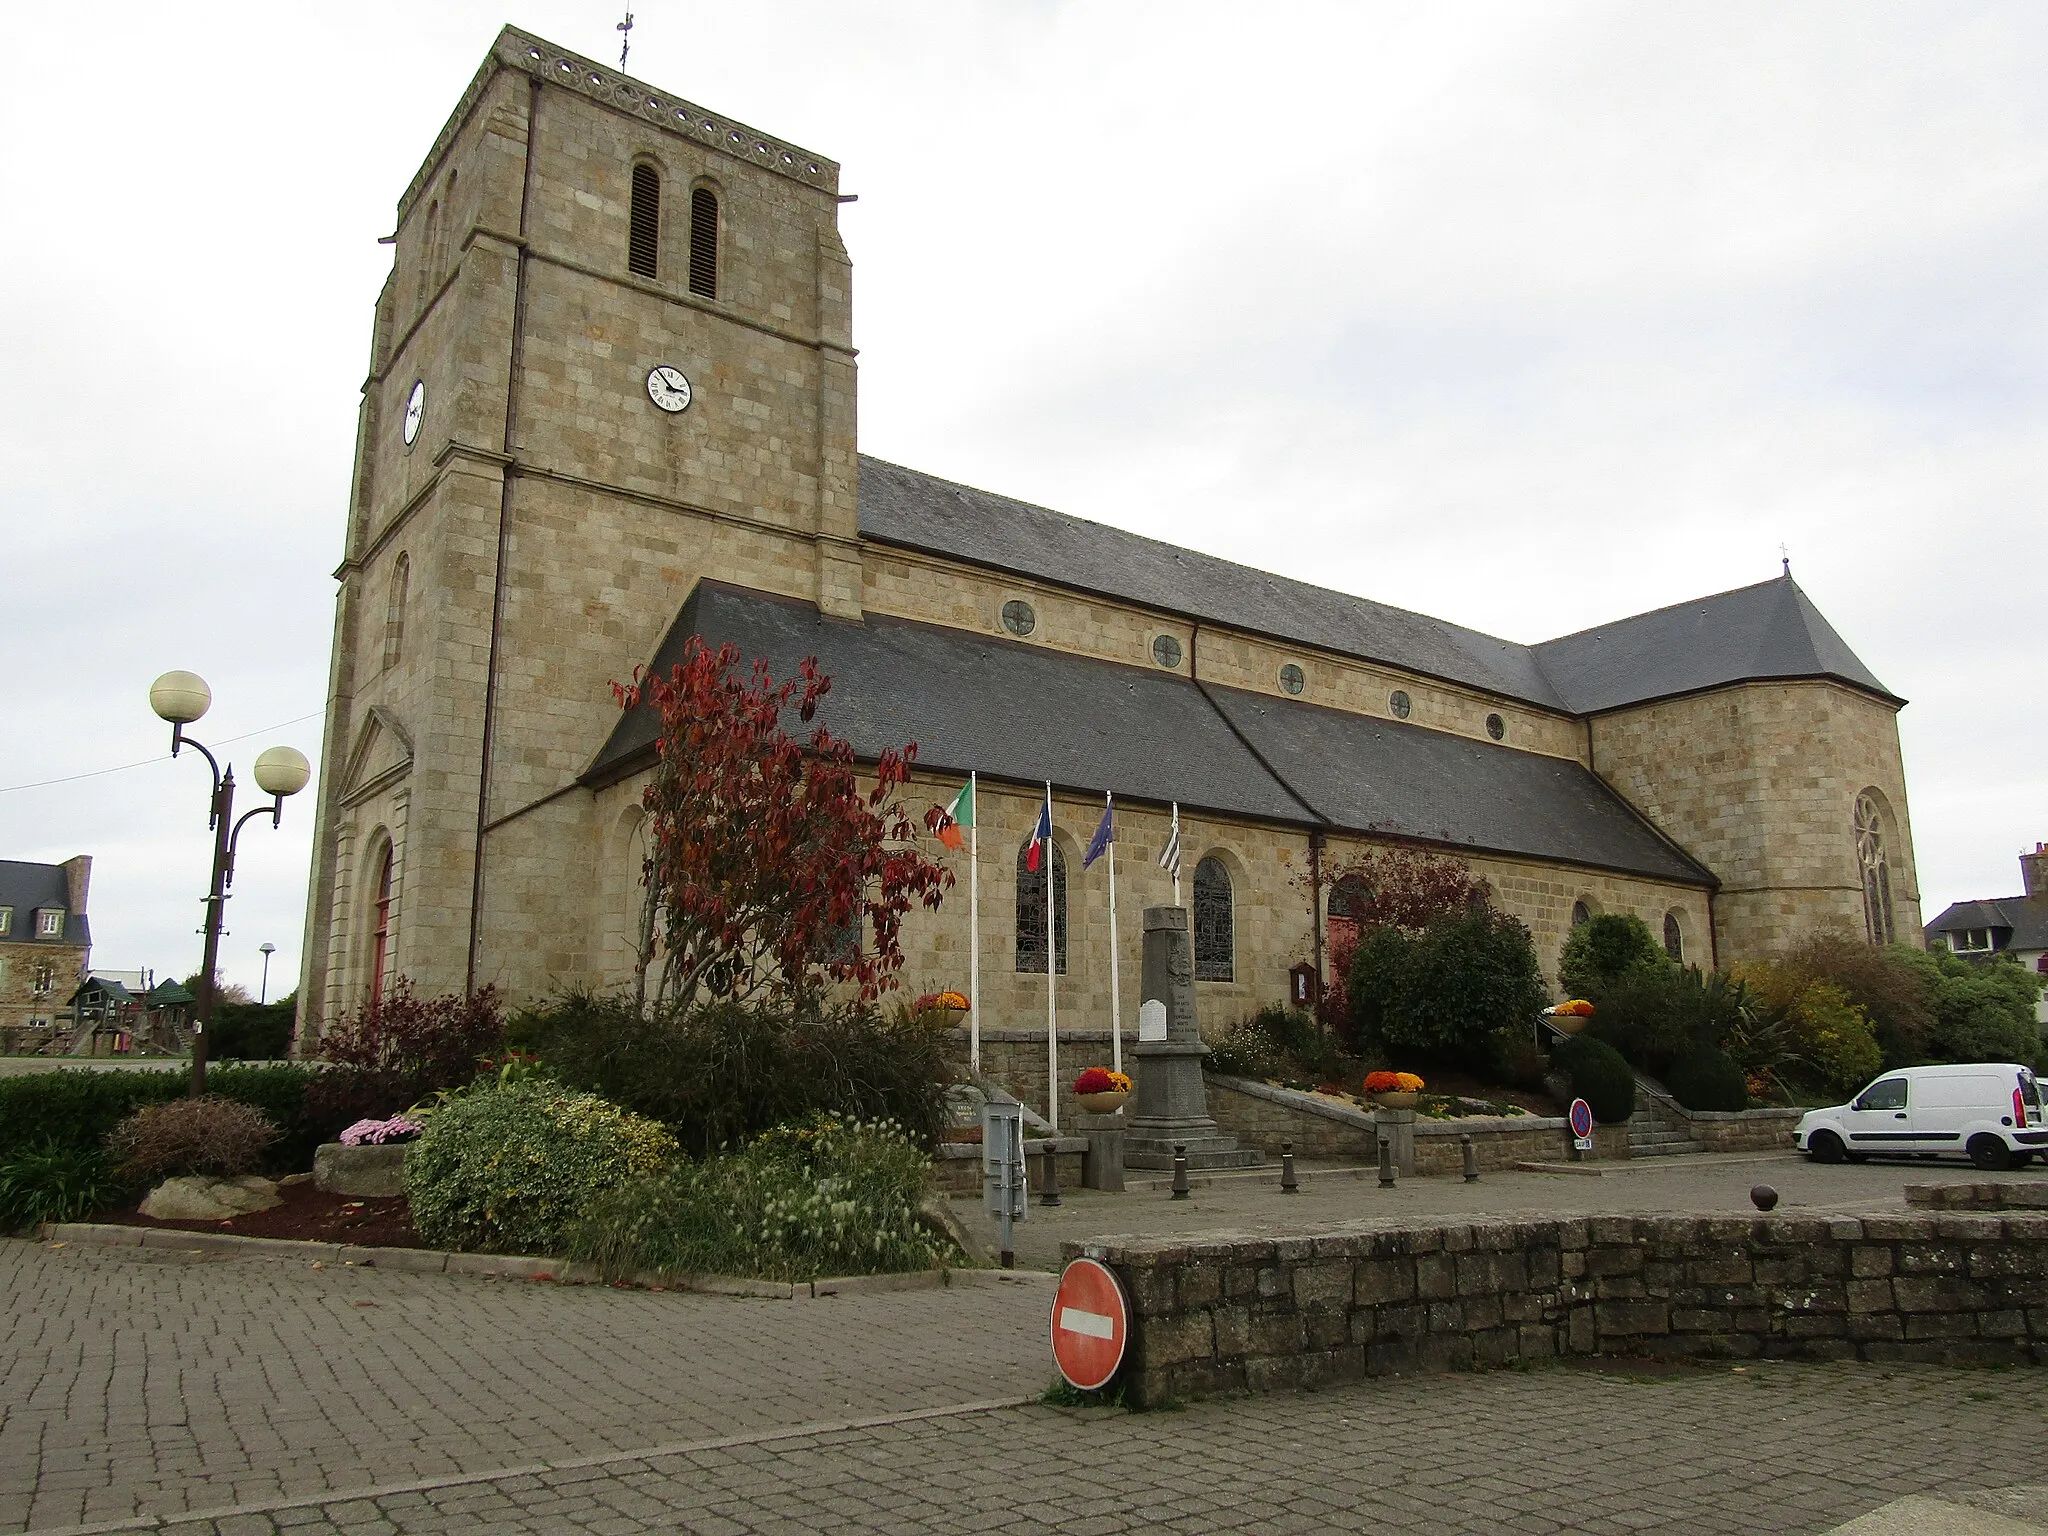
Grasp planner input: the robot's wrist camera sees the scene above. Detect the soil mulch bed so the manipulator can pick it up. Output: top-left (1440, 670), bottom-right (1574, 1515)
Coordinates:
top-left (99, 1179), bottom-right (426, 1249)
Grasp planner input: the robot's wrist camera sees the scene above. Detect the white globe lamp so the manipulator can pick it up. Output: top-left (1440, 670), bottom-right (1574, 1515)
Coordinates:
top-left (253, 746), bottom-right (312, 798)
top-left (150, 670), bottom-right (212, 726)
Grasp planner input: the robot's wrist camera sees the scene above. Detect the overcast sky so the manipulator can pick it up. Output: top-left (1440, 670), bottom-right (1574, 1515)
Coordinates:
top-left (2, 1), bottom-right (2043, 1000)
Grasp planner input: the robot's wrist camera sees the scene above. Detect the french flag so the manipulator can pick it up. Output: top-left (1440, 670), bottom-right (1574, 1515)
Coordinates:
top-left (1026, 795), bottom-right (1053, 872)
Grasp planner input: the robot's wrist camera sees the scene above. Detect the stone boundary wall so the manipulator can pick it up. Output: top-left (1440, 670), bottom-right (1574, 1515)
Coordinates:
top-left (1208, 1076), bottom-right (1629, 1169)
top-left (1906, 1181), bottom-right (2048, 1211)
top-left (1070, 1211), bottom-right (2048, 1406)
top-left (933, 1137), bottom-right (1085, 1196)
top-left (1663, 1103), bottom-right (1799, 1152)
top-left (952, 1027), bottom-right (1125, 1128)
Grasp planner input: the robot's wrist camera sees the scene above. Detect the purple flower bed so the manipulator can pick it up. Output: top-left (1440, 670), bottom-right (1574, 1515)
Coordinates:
top-left (339, 1115), bottom-right (424, 1147)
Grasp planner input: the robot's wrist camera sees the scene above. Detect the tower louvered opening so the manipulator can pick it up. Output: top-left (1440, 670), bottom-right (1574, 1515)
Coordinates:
top-left (628, 164), bottom-right (661, 278)
top-left (688, 187), bottom-right (719, 297)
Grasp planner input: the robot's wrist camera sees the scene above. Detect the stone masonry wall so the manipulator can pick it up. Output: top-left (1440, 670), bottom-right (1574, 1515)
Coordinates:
top-left (1075, 1211), bottom-right (2048, 1406)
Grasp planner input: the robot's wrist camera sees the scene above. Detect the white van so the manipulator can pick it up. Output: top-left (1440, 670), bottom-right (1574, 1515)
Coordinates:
top-left (1796, 1063), bottom-right (2045, 1170)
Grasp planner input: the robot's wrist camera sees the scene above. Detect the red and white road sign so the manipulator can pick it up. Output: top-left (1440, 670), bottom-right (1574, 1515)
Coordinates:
top-left (1568, 1097), bottom-right (1595, 1140)
top-left (1050, 1257), bottom-right (1129, 1391)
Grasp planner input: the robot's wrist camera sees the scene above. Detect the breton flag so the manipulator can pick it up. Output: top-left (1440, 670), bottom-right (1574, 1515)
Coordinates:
top-left (1158, 802), bottom-right (1182, 881)
top-left (1083, 802), bottom-right (1113, 870)
top-left (934, 778), bottom-right (974, 851)
top-left (1026, 794), bottom-right (1054, 872)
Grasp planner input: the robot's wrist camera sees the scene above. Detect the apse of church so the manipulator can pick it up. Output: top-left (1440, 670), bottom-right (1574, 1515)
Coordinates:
top-left (297, 27), bottom-right (1920, 1044)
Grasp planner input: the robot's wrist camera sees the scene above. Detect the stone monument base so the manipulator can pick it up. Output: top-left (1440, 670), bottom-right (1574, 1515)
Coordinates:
top-left (1123, 1132), bottom-right (1264, 1171)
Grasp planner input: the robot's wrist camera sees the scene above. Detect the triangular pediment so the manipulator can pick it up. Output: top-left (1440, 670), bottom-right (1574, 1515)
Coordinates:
top-left (340, 706), bottom-right (414, 807)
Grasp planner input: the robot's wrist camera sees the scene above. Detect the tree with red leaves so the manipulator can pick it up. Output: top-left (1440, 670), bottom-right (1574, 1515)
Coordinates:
top-left (1296, 844), bottom-right (1495, 1026)
top-left (614, 638), bottom-right (952, 1014)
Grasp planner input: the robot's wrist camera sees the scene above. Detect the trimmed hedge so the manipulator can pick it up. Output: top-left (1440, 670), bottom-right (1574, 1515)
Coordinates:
top-left (0, 1064), bottom-right (334, 1172)
top-left (1666, 1045), bottom-right (1748, 1113)
top-left (1554, 1035), bottom-right (1635, 1124)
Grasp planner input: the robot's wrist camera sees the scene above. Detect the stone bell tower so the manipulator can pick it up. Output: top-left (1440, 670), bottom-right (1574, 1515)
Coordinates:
top-left (299, 27), bottom-right (858, 1037)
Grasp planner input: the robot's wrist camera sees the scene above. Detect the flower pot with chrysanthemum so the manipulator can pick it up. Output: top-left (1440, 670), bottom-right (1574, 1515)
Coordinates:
top-left (1364, 1070), bottom-right (1425, 1109)
top-left (1072, 1066), bottom-right (1133, 1113)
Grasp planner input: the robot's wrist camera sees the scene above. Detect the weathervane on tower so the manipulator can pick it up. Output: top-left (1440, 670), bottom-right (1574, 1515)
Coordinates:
top-left (617, 9), bottom-right (634, 67)
top-left (1780, 542), bottom-right (1791, 576)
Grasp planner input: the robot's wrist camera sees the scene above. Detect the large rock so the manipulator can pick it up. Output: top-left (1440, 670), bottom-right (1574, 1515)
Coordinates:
top-left (314, 1141), bottom-right (410, 1198)
top-left (141, 1174), bottom-right (281, 1221)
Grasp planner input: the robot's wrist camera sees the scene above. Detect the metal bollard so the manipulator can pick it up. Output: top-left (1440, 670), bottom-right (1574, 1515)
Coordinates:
top-left (1038, 1142), bottom-right (1062, 1207)
top-left (1377, 1135), bottom-right (1396, 1188)
top-left (1280, 1140), bottom-right (1299, 1194)
top-left (1461, 1133), bottom-right (1479, 1183)
top-left (1170, 1144), bottom-right (1191, 1200)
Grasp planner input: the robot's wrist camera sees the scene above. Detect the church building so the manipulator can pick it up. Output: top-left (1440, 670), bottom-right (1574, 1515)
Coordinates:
top-left (297, 27), bottom-right (1922, 1048)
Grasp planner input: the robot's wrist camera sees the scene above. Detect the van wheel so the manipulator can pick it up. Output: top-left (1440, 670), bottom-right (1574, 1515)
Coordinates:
top-left (1808, 1131), bottom-right (1846, 1164)
top-left (2012, 1152), bottom-right (2035, 1169)
top-left (1968, 1134), bottom-right (2013, 1172)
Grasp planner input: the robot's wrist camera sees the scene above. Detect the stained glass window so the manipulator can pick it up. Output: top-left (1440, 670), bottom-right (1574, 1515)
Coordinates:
top-left (1486, 713), bottom-right (1505, 741)
top-left (1015, 839), bottom-right (1067, 974)
top-left (1663, 913), bottom-right (1683, 962)
top-left (1389, 690), bottom-right (1411, 719)
top-left (1280, 664), bottom-right (1305, 696)
top-left (1855, 792), bottom-right (1896, 945)
top-left (1152, 634), bottom-right (1182, 668)
top-left (1001, 600), bottom-right (1035, 637)
top-left (1193, 856), bottom-right (1233, 981)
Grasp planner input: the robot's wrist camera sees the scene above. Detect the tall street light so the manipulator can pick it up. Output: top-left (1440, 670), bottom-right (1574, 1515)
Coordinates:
top-left (258, 942), bottom-right (277, 1005)
top-left (150, 671), bottom-right (310, 1096)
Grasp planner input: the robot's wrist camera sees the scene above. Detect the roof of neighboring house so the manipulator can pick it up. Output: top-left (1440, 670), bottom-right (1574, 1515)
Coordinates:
top-left (584, 583), bottom-right (1714, 886)
top-left (1926, 897), bottom-right (2048, 953)
top-left (68, 976), bottom-right (136, 1006)
top-left (855, 457), bottom-right (1899, 715)
top-left (147, 980), bottom-right (196, 1005)
top-left (0, 859), bottom-right (90, 947)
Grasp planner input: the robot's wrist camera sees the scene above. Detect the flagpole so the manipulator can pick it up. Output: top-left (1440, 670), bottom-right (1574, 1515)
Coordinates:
top-left (968, 772), bottom-right (980, 1077)
top-left (1106, 791), bottom-right (1121, 1077)
top-left (1172, 802), bottom-right (1183, 908)
top-left (1045, 780), bottom-right (1058, 1134)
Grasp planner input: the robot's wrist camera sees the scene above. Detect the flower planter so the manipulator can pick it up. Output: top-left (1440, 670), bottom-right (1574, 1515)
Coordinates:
top-left (1548, 1015), bottom-right (1587, 1035)
top-left (1075, 1090), bottom-right (1130, 1114)
top-left (1371, 1091), bottom-right (1420, 1110)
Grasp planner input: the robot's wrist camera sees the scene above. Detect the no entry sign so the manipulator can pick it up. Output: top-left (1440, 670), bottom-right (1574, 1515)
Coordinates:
top-left (1050, 1257), bottom-right (1129, 1391)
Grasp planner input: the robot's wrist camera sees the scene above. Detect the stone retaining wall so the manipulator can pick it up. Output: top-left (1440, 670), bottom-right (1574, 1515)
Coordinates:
top-left (1673, 1106), bottom-right (1799, 1152)
top-left (1905, 1181), bottom-right (2048, 1211)
top-left (952, 1027), bottom-right (1125, 1129)
top-left (933, 1138), bottom-right (1084, 1196)
top-left (1070, 1211), bottom-right (2048, 1406)
top-left (1207, 1076), bottom-right (1628, 1169)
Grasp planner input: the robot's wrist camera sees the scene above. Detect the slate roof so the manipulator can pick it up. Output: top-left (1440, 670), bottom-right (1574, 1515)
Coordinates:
top-left (1926, 898), bottom-right (2048, 954)
top-left (1530, 575), bottom-right (1900, 713)
top-left (0, 859), bottom-right (89, 947)
top-left (585, 584), bottom-right (1714, 886)
top-left (855, 457), bottom-right (1898, 715)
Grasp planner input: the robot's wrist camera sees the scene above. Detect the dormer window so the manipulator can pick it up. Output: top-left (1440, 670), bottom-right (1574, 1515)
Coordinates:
top-left (1953, 927), bottom-right (1995, 953)
top-left (628, 163), bottom-right (661, 278)
top-left (688, 186), bottom-right (719, 297)
top-left (38, 909), bottom-right (64, 937)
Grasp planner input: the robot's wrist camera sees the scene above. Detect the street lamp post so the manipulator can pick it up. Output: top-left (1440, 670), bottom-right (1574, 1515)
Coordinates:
top-left (258, 943), bottom-right (277, 1005)
top-left (150, 671), bottom-right (310, 1097)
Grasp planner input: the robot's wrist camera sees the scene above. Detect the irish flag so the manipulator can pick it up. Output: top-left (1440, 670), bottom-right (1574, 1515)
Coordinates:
top-left (934, 779), bottom-right (974, 851)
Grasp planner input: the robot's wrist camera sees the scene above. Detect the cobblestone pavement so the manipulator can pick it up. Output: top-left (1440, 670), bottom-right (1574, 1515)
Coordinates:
top-left (30, 1357), bottom-right (2047, 1535)
top-left (964, 1151), bottom-right (2047, 1271)
top-left (0, 1242), bottom-right (1051, 1533)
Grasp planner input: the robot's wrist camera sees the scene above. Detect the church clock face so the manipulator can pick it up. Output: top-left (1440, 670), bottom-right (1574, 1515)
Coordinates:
top-left (402, 380), bottom-right (425, 447)
top-left (647, 365), bottom-right (693, 414)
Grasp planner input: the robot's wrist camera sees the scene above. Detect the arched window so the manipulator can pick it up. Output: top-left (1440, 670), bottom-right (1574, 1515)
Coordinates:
top-left (1571, 900), bottom-right (1592, 927)
top-left (1662, 912), bottom-right (1684, 963)
top-left (1855, 791), bottom-right (1896, 946)
top-left (368, 841), bottom-right (394, 1015)
top-left (382, 552), bottom-right (409, 671)
top-left (1193, 856), bottom-right (1234, 981)
top-left (688, 186), bottom-right (719, 297)
top-left (1329, 874), bottom-right (1368, 921)
top-left (628, 163), bottom-right (661, 278)
top-left (1015, 839), bottom-right (1067, 975)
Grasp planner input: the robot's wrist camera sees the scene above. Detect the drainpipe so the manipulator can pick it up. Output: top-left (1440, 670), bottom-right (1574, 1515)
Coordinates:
top-left (1309, 828), bottom-right (1327, 1035)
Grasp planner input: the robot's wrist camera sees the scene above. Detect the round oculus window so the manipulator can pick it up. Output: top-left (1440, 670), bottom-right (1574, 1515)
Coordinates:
top-left (1279, 664), bottom-right (1305, 696)
top-left (1486, 712), bottom-right (1505, 740)
top-left (1388, 690), bottom-right (1411, 719)
top-left (1152, 634), bottom-right (1182, 669)
top-left (1001, 600), bottom-right (1036, 637)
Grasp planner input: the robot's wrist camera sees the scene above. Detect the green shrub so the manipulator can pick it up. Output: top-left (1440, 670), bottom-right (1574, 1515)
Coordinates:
top-left (509, 992), bottom-right (953, 1157)
top-left (1558, 914), bottom-right (1670, 997)
top-left (0, 1144), bottom-right (130, 1230)
top-left (0, 1069), bottom-right (187, 1159)
top-left (1206, 1005), bottom-right (1348, 1083)
top-left (208, 998), bottom-right (296, 1061)
top-left (1665, 1046), bottom-right (1748, 1112)
top-left (1583, 966), bottom-right (1747, 1077)
top-left (566, 1115), bottom-right (952, 1283)
top-left (1554, 1035), bottom-right (1635, 1123)
top-left (1735, 961), bottom-right (1883, 1096)
top-left (105, 1096), bottom-right (279, 1182)
top-left (404, 1080), bottom-right (678, 1255)
top-left (1348, 909), bottom-right (1548, 1073)
top-left (1895, 948), bottom-right (2042, 1067)
top-left (1779, 936), bottom-right (1935, 1070)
